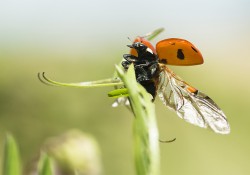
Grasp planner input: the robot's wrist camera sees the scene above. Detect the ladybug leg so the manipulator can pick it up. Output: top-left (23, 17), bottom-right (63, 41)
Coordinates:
top-left (123, 54), bottom-right (138, 63)
top-left (148, 62), bottom-right (159, 76)
top-left (135, 60), bottom-right (151, 67)
top-left (134, 60), bottom-right (156, 73)
top-left (122, 60), bottom-right (131, 70)
top-left (135, 65), bottom-right (150, 82)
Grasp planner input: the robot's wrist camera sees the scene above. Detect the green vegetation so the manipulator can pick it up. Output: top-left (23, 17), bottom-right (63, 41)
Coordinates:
top-left (0, 28), bottom-right (248, 175)
top-left (1, 64), bottom-right (160, 175)
top-left (2, 134), bottom-right (54, 175)
top-left (2, 134), bottom-right (21, 175)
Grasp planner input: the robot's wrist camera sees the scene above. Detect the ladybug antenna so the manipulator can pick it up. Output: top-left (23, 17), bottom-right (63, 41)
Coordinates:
top-left (127, 37), bottom-right (132, 43)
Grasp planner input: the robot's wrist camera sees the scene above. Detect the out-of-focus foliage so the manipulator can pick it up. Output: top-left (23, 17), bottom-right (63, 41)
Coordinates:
top-left (42, 130), bottom-right (102, 175)
top-left (2, 134), bottom-right (21, 175)
top-left (1, 44), bottom-right (250, 175)
top-left (38, 153), bottom-right (53, 175)
top-left (1, 132), bottom-right (102, 175)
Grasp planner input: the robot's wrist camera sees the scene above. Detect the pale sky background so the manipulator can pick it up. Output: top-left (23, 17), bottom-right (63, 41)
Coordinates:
top-left (1, 0), bottom-right (249, 62)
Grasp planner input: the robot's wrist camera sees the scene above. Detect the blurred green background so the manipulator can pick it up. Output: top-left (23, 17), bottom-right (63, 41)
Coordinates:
top-left (1, 0), bottom-right (250, 174)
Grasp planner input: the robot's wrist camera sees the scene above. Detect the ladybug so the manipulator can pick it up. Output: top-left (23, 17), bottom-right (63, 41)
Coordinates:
top-left (121, 35), bottom-right (230, 134)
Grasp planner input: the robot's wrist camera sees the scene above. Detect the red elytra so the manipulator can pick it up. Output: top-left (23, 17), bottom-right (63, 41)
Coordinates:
top-left (130, 37), bottom-right (203, 66)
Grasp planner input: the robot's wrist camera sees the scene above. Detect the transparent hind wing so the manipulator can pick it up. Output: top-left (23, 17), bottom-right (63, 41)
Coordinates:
top-left (158, 65), bottom-right (230, 134)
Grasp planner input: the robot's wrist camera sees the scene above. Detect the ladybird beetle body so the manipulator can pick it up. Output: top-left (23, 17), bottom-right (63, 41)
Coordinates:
top-left (121, 33), bottom-right (230, 134)
top-left (122, 37), bottom-right (204, 98)
top-left (123, 41), bottom-right (160, 98)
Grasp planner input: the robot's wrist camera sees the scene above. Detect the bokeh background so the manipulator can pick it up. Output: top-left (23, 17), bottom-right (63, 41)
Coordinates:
top-left (1, 0), bottom-right (250, 174)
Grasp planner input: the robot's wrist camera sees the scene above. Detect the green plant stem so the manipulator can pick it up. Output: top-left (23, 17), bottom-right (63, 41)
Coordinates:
top-left (38, 72), bottom-right (123, 88)
top-left (116, 65), bottom-right (160, 175)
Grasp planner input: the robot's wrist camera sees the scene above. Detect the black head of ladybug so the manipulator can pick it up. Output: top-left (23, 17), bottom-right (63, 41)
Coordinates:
top-left (127, 42), bottom-right (147, 54)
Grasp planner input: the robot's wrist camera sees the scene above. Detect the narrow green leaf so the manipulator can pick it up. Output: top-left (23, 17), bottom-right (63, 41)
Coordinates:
top-left (145, 28), bottom-right (165, 41)
top-left (38, 153), bottom-right (53, 175)
top-left (38, 72), bottom-right (123, 88)
top-left (2, 133), bottom-right (21, 175)
top-left (108, 88), bottom-right (129, 98)
top-left (116, 65), bottom-right (160, 175)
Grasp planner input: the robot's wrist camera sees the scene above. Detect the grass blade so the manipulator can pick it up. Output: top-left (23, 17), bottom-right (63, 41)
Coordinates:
top-left (2, 134), bottom-right (21, 175)
top-left (38, 153), bottom-right (53, 175)
top-left (145, 28), bottom-right (165, 41)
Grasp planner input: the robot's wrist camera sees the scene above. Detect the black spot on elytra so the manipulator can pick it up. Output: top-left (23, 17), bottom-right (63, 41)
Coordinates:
top-left (171, 43), bottom-right (175, 45)
top-left (191, 46), bottom-right (198, 53)
top-left (177, 49), bottom-right (185, 60)
top-left (160, 59), bottom-right (167, 64)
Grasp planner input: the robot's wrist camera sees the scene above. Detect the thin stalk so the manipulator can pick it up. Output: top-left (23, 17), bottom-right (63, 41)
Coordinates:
top-left (116, 65), bottom-right (160, 175)
top-left (38, 72), bottom-right (123, 88)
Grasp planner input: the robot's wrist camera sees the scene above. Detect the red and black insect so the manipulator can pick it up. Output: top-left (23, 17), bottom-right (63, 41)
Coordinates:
top-left (121, 36), bottom-right (230, 134)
